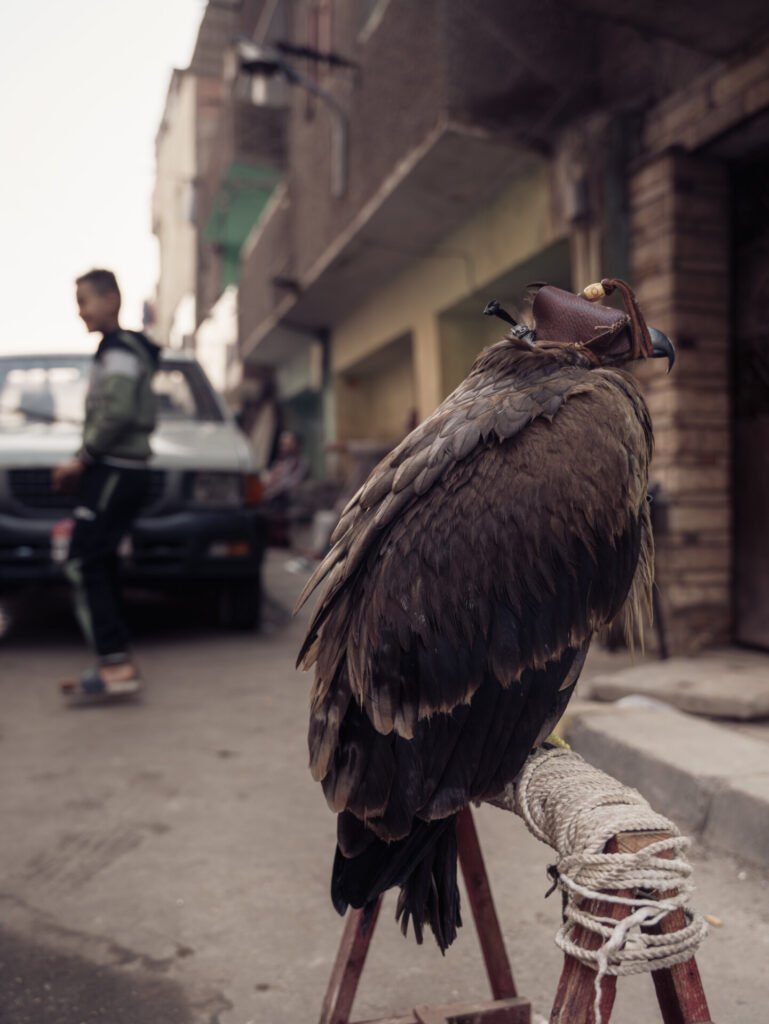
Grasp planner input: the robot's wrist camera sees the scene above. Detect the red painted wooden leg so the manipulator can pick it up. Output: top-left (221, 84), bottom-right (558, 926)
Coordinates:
top-left (651, 956), bottom-right (714, 1024)
top-left (548, 893), bottom-right (626, 1022)
top-left (319, 898), bottom-right (383, 1024)
top-left (648, 893), bottom-right (713, 1024)
top-left (456, 806), bottom-right (518, 1000)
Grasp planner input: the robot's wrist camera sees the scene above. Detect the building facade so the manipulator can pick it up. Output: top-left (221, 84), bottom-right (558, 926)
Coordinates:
top-left (153, 69), bottom-right (198, 349)
top-left (159, 0), bottom-right (769, 654)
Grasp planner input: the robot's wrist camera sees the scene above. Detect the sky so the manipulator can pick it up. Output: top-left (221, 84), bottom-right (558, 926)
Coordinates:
top-left (0, 0), bottom-right (207, 352)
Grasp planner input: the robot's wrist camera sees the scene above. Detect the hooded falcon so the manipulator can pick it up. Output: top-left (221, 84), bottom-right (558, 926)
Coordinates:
top-left (296, 278), bottom-right (674, 952)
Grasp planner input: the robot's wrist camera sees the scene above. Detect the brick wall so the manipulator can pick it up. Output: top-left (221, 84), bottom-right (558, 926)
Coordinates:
top-left (644, 40), bottom-right (769, 154)
top-left (629, 152), bottom-right (732, 652)
top-left (287, 0), bottom-right (448, 283)
top-left (284, 0), bottom-right (713, 286)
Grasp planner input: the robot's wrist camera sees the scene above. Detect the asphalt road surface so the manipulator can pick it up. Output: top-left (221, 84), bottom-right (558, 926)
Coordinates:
top-left (0, 558), bottom-right (767, 1024)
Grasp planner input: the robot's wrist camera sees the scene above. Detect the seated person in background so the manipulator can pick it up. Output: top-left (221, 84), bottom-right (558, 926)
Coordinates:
top-left (261, 430), bottom-right (310, 546)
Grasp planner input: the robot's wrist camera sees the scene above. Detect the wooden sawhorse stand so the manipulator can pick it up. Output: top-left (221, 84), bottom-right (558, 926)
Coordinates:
top-left (319, 808), bottom-right (714, 1024)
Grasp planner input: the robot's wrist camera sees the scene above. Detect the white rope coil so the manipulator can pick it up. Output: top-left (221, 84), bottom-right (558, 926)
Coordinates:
top-left (493, 747), bottom-right (708, 1024)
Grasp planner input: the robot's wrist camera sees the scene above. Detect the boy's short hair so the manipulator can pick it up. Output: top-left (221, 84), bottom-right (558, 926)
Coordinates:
top-left (76, 269), bottom-right (121, 300)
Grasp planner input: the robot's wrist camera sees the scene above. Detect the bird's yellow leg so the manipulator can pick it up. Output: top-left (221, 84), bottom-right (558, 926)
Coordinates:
top-left (543, 731), bottom-right (571, 750)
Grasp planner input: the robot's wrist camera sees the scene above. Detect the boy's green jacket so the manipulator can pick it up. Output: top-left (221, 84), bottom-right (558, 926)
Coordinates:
top-left (81, 329), bottom-right (161, 464)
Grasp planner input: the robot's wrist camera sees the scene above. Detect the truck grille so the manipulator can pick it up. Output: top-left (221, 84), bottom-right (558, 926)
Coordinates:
top-left (8, 468), bottom-right (166, 513)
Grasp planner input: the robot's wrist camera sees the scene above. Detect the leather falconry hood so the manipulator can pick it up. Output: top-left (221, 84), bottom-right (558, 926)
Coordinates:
top-left (483, 277), bottom-right (675, 370)
top-left (532, 277), bottom-right (674, 369)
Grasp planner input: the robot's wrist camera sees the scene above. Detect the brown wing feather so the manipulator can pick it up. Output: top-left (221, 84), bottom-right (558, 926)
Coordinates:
top-left (303, 357), bottom-right (653, 837)
top-left (295, 353), bottom-right (591, 650)
top-left (352, 377), bottom-right (648, 727)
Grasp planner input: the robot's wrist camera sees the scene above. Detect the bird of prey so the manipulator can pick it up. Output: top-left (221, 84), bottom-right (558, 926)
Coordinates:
top-left (296, 278), bottom-right (674, 952)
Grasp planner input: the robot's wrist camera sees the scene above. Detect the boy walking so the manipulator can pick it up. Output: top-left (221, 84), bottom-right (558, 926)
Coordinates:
top-left (54, 269), bottom-right (160, 697)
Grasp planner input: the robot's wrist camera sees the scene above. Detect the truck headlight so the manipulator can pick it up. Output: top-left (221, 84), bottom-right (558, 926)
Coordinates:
top-left (190, 472), bottom-right (243, 507)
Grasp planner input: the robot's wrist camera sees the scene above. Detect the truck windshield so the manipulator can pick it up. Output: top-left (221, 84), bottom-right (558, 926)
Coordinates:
top-left (0, 356), bottom-right (224, 426)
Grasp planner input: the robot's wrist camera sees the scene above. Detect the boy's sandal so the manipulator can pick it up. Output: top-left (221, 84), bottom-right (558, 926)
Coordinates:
top-left (60, 668), bottom-right (143, 698)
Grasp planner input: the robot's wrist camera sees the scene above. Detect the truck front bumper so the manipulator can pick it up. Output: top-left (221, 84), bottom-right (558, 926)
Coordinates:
top-left (0, 508), bottom-right (269, 588)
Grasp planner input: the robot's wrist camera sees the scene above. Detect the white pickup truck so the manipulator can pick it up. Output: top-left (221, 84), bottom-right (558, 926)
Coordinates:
top-left (0, 350), bottom-right (268, 628)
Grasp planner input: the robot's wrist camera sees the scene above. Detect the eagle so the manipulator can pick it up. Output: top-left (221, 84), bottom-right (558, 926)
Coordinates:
top-left (296, 278), bottom-right (674, 952)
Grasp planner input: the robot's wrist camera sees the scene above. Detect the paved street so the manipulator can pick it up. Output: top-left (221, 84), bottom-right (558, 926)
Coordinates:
top-left (0, 556), bottom-right (767, 1024)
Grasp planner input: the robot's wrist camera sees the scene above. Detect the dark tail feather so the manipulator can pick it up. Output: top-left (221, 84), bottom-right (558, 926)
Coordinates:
top-left (395, 818), bottom-right (462, 952)
top-left (331, 815), bottom-right (462, 953)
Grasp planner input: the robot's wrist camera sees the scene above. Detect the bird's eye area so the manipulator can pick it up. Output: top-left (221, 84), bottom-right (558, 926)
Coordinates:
top-left (581, 322), bottom-right (632, 362)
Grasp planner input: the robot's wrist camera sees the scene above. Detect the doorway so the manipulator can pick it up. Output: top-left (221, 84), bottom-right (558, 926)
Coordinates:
top-left (733, 160), bottom-right (769, 647)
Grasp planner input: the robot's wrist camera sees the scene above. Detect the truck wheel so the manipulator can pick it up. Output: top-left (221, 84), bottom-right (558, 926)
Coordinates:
top-left (218, 580), bottom-right (261, 630)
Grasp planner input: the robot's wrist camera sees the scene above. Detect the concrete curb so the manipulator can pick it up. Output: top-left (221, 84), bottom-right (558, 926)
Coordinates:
top-left (565, 704), bottom-right (769, 865)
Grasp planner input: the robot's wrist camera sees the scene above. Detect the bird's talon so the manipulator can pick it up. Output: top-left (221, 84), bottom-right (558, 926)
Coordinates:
top-left (543, 731), bottom-right (571, 750)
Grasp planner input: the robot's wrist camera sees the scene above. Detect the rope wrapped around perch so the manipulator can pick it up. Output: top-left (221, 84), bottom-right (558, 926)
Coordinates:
top-left (491, 747), bottom-right (708, 1024)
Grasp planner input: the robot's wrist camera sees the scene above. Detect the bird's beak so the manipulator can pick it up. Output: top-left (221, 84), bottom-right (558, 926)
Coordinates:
top-left (649, 327), bottom-right (675, 373)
